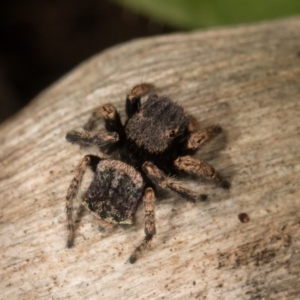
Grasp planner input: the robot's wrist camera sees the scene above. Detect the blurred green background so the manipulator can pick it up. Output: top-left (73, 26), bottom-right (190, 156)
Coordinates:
top-left (115, 0), bottom-right (300, 29)
top-left (1, 0), bottom-right (299, 123)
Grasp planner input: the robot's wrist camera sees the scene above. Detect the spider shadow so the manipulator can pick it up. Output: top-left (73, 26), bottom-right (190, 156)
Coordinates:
top-left (156, 123), bottom-right (236, 245)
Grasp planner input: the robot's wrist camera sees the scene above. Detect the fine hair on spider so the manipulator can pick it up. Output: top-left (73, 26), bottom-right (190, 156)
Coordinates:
top-left (65, 83), bottom-right (230, 263)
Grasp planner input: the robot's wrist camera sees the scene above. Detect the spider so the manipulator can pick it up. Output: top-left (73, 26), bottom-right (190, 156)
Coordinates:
top-left (65, 83), bottom-right (229, 263)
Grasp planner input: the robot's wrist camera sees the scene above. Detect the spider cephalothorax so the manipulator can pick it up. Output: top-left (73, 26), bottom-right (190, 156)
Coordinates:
top-left (125, 94), bottom-right (189, 153)
top-left (65, 83), bottom-right (229, 263)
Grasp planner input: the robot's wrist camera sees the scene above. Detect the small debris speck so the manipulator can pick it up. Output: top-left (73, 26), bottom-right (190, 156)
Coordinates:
top-left (238, 213), bottom-right (250, 223)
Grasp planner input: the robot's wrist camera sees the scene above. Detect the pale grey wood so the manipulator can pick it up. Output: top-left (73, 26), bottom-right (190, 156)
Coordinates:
top-left (1, 17), bottom-right (300, 300)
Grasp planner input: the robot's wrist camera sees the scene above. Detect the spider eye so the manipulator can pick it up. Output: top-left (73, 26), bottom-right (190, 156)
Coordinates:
top-left (169, 130), bottom-right (175, 137)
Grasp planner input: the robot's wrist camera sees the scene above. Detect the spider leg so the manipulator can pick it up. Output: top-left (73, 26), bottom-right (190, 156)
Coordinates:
top-left (84, 103), bottom-right (123, 134)
top-left (126, 83), bottom-right (155, 118)
top-left (184, 125), bottom-right (222, 154)
top-left (66, 155), bottom-right (101, 248)
top-left (174, 156), bottom-right (230, 189)
top-left (142, 161), bottom-right (200, 202)
top-left (129, 187), bottom-right (156, 264)
top-left (66, 130), bottom-right (119, 147)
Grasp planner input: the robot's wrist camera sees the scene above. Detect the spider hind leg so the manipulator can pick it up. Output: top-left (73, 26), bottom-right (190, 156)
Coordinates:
top-left (129, 187), bottom-right (156, 263)
top-left (66, 155), bottom-right (101, 248)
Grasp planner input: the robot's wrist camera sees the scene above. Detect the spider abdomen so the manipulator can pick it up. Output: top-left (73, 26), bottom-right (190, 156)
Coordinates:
top-left (83, 159), bottom-right (144, 224)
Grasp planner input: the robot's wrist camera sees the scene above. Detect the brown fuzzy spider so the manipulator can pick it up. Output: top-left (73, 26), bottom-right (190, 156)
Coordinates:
top-left (65, 83), bottom-right (229, 263)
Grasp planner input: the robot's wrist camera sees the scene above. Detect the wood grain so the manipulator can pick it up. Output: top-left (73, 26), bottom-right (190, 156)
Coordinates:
top-left (1, 17), bottom-right (300, 299)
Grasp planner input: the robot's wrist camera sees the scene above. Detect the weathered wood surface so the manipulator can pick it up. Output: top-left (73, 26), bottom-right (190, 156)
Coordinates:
top-left (1, 17), bottom-right (300, 300)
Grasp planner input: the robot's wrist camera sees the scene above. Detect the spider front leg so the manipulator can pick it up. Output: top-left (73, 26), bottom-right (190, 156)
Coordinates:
top-left (129, 187), bottom-right (156, 264)
top-left (84, 103), bottom-right (123, 133)
top-left (126, 83), bottom-right (154, 118)
top-left (142, 161), bottom-right (204, 202)
top-left (185, 125), bottom-right (222, 153)
top-left (174, 156), bottom-right (230, 189)
top-left (66, 155), bottom-right (101, 248)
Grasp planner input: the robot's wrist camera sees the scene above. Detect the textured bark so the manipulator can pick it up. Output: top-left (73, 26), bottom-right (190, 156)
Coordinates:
top-left (1, 17), bottom-right (300, 299)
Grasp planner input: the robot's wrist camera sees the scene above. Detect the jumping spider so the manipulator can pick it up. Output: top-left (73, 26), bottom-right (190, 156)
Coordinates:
top-left (65, 83), bottom-right (229, 263)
